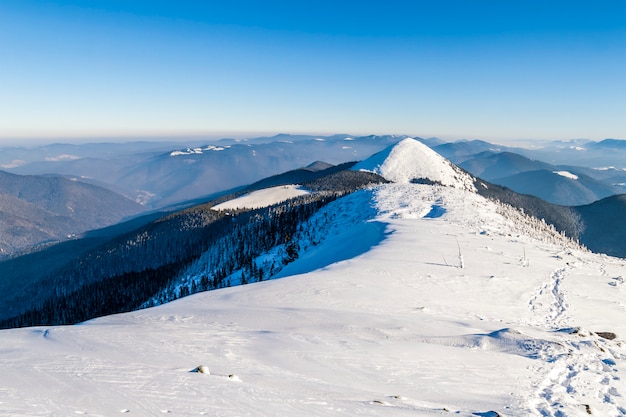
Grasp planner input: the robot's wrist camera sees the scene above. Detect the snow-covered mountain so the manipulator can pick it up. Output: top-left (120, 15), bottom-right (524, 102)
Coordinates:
top-left (6, 136), bottom-right (626, 211)
top-left (352, 137), bottom-right (476, 191)
top-left (5, 135), bottom-right (407, 208)
top-left (1, 138), bottom-right (625, 416)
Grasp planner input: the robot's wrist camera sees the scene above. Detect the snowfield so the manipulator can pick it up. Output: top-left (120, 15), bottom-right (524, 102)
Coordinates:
top-left (211, 184), bottom-right (310, 210)
top-left (1, 182), bottom-right (625, 417)
top-left (553, 171), bottom-right (579, 180)
top-left (2, 137), bottom-right (625, 417)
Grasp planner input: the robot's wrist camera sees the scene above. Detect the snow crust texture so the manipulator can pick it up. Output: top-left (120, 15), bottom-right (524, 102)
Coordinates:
top-left (1, 184), bottom-right (625, 417)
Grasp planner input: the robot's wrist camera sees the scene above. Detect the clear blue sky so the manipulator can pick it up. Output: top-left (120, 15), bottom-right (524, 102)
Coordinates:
top-left (1, 0), bottom-right (625, 145)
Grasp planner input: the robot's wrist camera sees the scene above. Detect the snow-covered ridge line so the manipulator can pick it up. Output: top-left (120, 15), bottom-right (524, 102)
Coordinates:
top-left (2, 181), bottom-right (624, 416)
top-left (160, 183), bottom-right (586, 311)
top-left (374, 184), bottom-right (585, 251)
top-left (170, 145), bottom-right (230, 156)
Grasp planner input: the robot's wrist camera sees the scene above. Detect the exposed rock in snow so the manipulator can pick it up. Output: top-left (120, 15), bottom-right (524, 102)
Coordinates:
top-left (191, 365), bottom-right (210, 374)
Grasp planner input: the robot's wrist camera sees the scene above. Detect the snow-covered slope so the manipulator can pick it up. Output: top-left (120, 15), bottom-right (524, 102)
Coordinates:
top-left (1, 182), bottom-right (624, 417)
top-left (352, 138), bottom-right (477, 191)
top-left (211, 185), bottom-right (310, 210)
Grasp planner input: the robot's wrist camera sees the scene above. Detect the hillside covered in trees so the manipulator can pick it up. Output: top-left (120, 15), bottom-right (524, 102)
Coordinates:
top-left (0, 168), bottom-right (386, 329)
top-left (3, 142), bottom-right (626, 330)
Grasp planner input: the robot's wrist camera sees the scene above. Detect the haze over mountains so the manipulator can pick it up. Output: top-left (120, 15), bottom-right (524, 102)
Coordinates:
top-left (453, 151), bottom-right (625, 205)
top-left (2, 134), bottom-right (626, 259)
top-left (0, 170), bottom-right (144, 257)
top-left (3, 136), bottom-right (626, 323)
top-left (435, 141), bottom-right (626, 206)
top-left (4, 135), bottom-right (626, 209)
top-left (0, 135), bottom-right (404, 257)
top-left (2, 135), bottom-right (411, 208)
top-left (1, 136), bottom-right (625, 417)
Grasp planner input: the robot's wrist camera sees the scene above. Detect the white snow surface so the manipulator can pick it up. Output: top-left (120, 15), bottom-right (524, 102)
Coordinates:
top-left (211, 185), bottom-right (310, 210)
top-left (170, 145), bottom-right (229, 156)
top-left (352, 138), bottom-right (477, 191)
top-left (2, 184), bottom-right (626, 417)
top-left (553, 171), bottom-right (579, 180)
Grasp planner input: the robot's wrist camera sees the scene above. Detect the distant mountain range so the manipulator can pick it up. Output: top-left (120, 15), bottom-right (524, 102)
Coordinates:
top-left (3, 137), bottom-right (626, 328)
top-left (2, 135), bottom-right (626, 260)
top-left (4, 135), bottom-right (626, 210)
top-left (434, 137), bottom-right (626, 168)
top-left (494, 169), bottom-right (619, 206)
top-left (0, 170), bottom-right (145, 258)
top-left (457, 151), bottom-right (553, 179)
top-left (455, 151), bottom-right (626, 205)
top-left (3, 136), bottom-right (626, 417)
top-left (4, 135), bottom-right (410, 208)
top-left (0, 161), bottom-right (386, 324)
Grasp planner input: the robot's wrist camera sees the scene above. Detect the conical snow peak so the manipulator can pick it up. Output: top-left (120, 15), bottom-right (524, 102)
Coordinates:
top-left (353, 138), bottom-right (476, 191)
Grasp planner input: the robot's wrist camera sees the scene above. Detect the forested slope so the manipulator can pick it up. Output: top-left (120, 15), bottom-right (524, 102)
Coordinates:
top-left (0, 169), bottom-right (386, 328)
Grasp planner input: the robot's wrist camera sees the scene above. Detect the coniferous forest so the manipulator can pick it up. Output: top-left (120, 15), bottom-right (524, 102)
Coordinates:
top-left (0, 169), bottom-right (386, 329)
top-left (0, 163), bottom-right (618, 330)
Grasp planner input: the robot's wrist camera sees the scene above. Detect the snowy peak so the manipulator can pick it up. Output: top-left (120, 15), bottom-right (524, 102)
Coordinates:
top-left (352, 138), bottom-right (476, 191)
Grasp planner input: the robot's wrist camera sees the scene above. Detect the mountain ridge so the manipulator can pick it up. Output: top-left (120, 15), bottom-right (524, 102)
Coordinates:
top-left (3, 137), bottom-right (626, 327)
top-left (0, 170), bottom-right (146, 258)
top-left (1, 140), bottom-right (624, 416)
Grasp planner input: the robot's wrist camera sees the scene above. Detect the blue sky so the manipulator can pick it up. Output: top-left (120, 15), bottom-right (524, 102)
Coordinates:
top-left (1, 1), bottom-right (625, 145)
